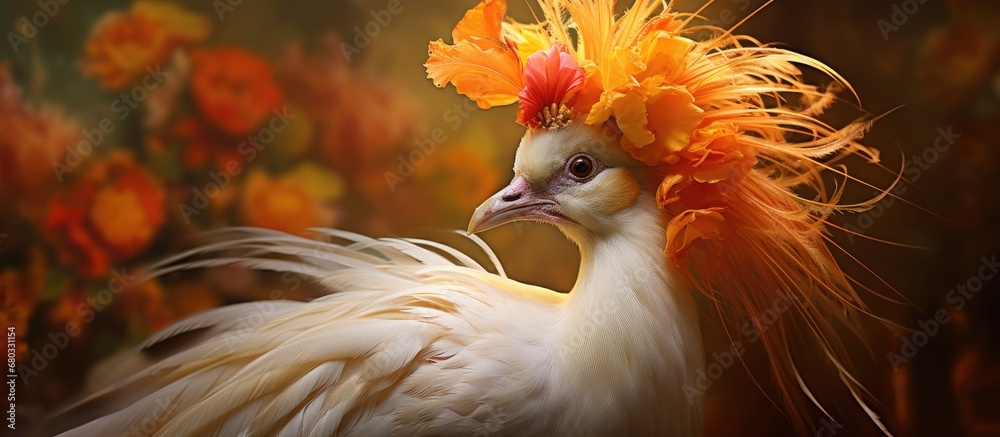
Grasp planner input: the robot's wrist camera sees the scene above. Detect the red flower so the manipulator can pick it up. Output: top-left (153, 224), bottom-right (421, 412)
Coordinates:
top-left (44, 152), bottom-right (166, 278)
top-left (191, 48), bottom-right (284, 137)
top-left (172, 116), bottom-right (242, 169)
top-left (516, 45), bottom-right (585, 128)
top-left (0, 64), bottom-right (80, 199)
top-left (277, 36), bottom-right (416, 175)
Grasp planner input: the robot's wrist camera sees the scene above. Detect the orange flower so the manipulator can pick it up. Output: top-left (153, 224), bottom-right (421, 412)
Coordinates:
top-left (240, 165), bottom-right (343, 235)
top-left (0, 64), bottom-right (80, 198)
top-left (427, 1), bottom-right (705, 164)
top-left (44, 152), bottom-right (166, 278)
top-left (654, 122), bottom-right (755, 264)
top-left (426, 0), bottom-right (524, 109)
top-left (664, 208), bottom-right (726, 266)
top-left (678, 122), bottom-right (755, 184)
top-left (191, 48), bottom-right (285, 137)
top-left (82, 1), bottom-right (209, 90)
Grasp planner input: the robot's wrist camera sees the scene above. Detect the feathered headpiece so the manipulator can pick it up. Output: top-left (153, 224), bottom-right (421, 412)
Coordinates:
top-left (428, 0), bottom-right (893, 434)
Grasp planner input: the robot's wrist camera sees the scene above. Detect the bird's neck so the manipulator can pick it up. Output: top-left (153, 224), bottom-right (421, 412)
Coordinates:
top-left (566, 219), bottom-right (694, 333)
top-left (553, 194), bottom-right (704, 431)
top-left (562, 195), bottom-right (701, 349)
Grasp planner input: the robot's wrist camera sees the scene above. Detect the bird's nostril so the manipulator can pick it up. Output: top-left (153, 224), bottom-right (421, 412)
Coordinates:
top-left (501, 191), bottom-right (522, 203)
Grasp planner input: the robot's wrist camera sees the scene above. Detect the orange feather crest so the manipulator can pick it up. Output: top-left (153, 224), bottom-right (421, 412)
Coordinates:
top-left (427, 0), bottom-right (894, 434)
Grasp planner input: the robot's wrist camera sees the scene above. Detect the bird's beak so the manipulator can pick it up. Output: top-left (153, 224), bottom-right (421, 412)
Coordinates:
top-left (468, 177), bottom-right (559, 234)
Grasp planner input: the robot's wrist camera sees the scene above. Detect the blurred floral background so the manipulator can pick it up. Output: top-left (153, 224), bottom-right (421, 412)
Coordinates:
top-left (0, 0), bottom-right (998, 436)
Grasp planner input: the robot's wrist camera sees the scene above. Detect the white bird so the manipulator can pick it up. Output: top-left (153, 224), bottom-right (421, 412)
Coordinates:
top-left (51, 0), bottom-right (897, 435)
top-left (53, 123), bottom-right (704, 436)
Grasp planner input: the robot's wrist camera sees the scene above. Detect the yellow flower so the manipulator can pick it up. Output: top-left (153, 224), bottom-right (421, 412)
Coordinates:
top-left (635, 31), bottom-right (695, 83)
top-left (585, 28), bottom-right (704, 165)
top-left (240, 165), bottom-right (344, 235)
top-left (589, 82), bottom-right (704, 166)
top-left (504, 23), bottom-right (552, 66)
top-left (584, 32), bottom-right (703, 165)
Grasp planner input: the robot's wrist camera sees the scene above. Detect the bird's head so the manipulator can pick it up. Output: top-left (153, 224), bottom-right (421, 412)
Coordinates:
top-left (468, 123), bottom-right (656, 242)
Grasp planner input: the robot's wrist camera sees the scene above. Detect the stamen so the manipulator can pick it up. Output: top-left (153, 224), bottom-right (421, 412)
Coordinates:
top-left (535, 102), bottom-right (576, 130)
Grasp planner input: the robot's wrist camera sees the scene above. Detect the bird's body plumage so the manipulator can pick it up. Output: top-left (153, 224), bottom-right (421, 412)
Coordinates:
top-left (55, 186), bottom-right (703, 437)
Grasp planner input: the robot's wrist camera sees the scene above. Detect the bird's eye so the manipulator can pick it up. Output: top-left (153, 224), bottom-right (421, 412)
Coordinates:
top-left (568, 155), bottom-right (595, 180)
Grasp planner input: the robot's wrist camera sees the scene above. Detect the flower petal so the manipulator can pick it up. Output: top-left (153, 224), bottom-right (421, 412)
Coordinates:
top-left (638, 33), bottom-right (694, 81)
top-left (612, 90), bottom-right (655, 147)
top-left (655, 173), bottom-right (689, 210)
top-left (452, 0), bottom-right (506, 45)
top-left (426, 39), bottom-right (524, 109)
top-left (645, 86), bottom-right (704, 153)
top-left (665, 208), bottom-right (727, 265)
top-left (503, 21), bottom-right (552, 65)
top-left (516, 45), bottom-right (585, 127)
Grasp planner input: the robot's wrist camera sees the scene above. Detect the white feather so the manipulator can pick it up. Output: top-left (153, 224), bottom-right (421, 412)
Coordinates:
top-left (54, 186), bottom-right (702, 437)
